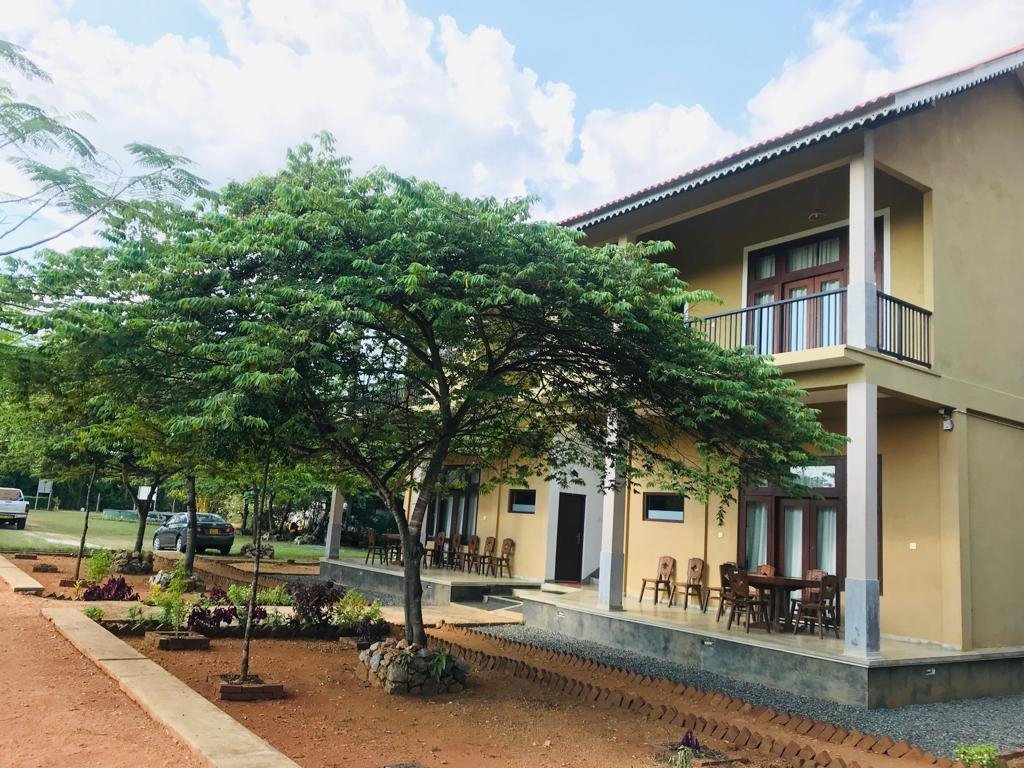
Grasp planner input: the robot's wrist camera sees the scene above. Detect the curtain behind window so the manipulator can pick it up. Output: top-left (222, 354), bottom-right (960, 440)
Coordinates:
top-left (785, 236), bottom-right (840, 272)
top-left (817, 506), bottom-right (838, 574)
top-left (745, 501), bottom-right (768, 568)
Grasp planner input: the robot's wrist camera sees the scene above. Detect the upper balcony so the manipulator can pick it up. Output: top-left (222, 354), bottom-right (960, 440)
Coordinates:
top-left (688, 287), bottom-right (932, 367)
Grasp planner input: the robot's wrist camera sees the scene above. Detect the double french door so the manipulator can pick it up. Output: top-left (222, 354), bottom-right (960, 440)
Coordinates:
top-left (741, 496), bottom-right (845, 580)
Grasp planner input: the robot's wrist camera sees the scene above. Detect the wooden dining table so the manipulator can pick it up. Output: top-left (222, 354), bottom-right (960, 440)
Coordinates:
top-left (746, 573), bottom-right (837, 633)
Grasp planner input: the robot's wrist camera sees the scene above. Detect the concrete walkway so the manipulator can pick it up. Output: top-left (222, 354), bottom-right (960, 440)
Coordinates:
top-left (44, 605), bottom-right (299, 768)
top-left (0, 553), bottom-right (44, 594)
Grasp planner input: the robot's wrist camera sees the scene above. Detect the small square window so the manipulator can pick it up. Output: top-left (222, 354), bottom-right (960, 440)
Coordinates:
top-left (509, 489), bottom-right (536, 514)
top-left (643, 493), bottom-right (684, 522)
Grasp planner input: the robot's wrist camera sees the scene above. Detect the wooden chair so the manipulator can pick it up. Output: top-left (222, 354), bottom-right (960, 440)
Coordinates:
top-left (423, 531), bottom-right (445, 568)
top-left (446, 533), bottom-right (464, 569)
top-left (752, 563), bottom-right (775, 602)
top-left (639, 556), bottom-right (676, 605)
top-left (726, 569), bottom-right (771, 633)
top-left (710, 562), bottom-right (739, 621)
top-left (792, 574), bottom-right (841, 638)
top-left (456, 534), bottom-right (480, 572)
top-left (476, 536), bottom-right (497, 575)
top-left (670, 557), bottom-right (706, 610)
top-left (489, 538), bottom-right (514, 577)
top-left (364, 529), bottom-right (389, 565)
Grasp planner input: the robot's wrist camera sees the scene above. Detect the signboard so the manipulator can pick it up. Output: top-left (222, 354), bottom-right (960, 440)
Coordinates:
top-left (37, 479), bottom-right (53, 494)
top-left (137, 485), bottom-right (159, 502)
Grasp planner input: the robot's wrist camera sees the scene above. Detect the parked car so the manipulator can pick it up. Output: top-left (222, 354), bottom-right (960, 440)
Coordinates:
top-left (0, 487), bottom-right (29, 530)
top-left (152, 513), bottom-right (235, 555)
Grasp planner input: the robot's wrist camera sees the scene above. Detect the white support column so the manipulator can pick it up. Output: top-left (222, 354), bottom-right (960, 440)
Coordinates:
top-left (325, 487), bottom-right (345, 559)
top-left (845, 381), bottom-right (880, 655)
top-left (847, 132), bottom-right (877, 351)
top-left (597, 457), bottom-right (627, 611)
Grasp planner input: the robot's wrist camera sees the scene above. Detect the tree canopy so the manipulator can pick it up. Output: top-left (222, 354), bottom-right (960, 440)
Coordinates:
top-left (3, 133), bottom-right (842, 644)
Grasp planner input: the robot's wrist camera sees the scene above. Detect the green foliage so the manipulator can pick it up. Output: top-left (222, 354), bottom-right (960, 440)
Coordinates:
top-left (154, 562), bottom-right (190, 631)
top-left (953, 744), bottom-right (1002, 768)
top-left (83, 606), bottom-right (103, 622)
top-left (84, 549), bottom-right (114, 583)
top-left (124, 605), bottom-right (145, 625)
top-left (71, 579), bottom-right (86, 600)
top-left (429, 647), bottom-right (453, 682)
top-left (669, 747), bottom-right (695, 768)
top-left (262, 609), bottom-right (288, 628)
top-left (332, 589), bottom-right (382, 631)
top-left (226, 583), bottom-right (293, 607)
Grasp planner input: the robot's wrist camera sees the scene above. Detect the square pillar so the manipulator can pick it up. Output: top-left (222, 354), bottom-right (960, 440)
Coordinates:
top-left (847, 132), bottom-right (877, 351)
top-left (845, 381), bottom-right (880, 655)
top-left (325, 487), bottom-right (345, 559)
top-left (597, 415), bottom-right (627, 611)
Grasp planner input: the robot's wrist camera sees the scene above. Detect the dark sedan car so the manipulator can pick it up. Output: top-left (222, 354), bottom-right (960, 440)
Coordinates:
top-left (153, 513), bottom-right (235, 555)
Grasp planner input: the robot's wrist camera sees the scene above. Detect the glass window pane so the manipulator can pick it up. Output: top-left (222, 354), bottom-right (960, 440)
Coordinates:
top-left (790, 465), bottom-right (837, 488)
top-left (782, 504), bottom-right (803, 578)
top-left (752, 253), bottom-right (775, 280)
top-left (745, 501), bottom-right (768, 568)
top-left (786, 236), bottom-right (840, 272)
top-left (644, 493), bottom-right (684, 522)
top-left (751, 291), bottom-right (775, 355)
top-left (817, 506), bottom-right (838, 574)
top-left (509, 489), bottom-right (536, 513)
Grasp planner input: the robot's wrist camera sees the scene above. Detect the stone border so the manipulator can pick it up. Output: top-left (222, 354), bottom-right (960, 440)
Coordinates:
top-left (43, 604), bottom-right (299, 768)
top-left (431, 626), bottom-right (979, 768)
top-left (0, 554), bottom-right (44, 594)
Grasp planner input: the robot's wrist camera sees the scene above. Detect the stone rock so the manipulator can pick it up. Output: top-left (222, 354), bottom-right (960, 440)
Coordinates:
top-left (240, 541), bottom-right (274, 559)
top-left (387, 664), bottom-right (410, 683)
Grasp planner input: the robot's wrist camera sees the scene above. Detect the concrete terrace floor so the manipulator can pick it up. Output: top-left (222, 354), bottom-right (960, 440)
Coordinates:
top-left (520, 584), bottom-right (1024, 666)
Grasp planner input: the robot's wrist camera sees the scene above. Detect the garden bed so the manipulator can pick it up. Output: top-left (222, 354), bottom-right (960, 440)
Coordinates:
top-left (8, 553), bottom-right (167, 600)
top-left (126, 634), bottom-right (781, 768)
top-left (100, 618), bottom-right (352, 640)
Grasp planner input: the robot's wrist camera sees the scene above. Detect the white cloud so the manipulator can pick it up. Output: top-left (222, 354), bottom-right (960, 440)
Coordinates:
top-left (747, 0), bottom-right (1024, 141)
top-left (2, 0), bottom-right (1022, 235)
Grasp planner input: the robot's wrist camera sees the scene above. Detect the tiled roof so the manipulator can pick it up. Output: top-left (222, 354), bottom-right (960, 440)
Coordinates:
top-left (559, 44), bottom-right (1024, 230)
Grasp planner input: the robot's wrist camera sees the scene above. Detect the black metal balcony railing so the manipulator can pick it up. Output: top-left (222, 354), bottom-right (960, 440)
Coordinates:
top-left (688, 288), bottom-right (934, 368)
top-left (688, 289), bottom-right (847, 356)
top-left (877, 291), bottom-right (932, 367)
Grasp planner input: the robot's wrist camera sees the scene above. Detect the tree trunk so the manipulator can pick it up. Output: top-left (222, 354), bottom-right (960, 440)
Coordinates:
top-left (401, 526), bottom-right (427, 645)
top-left (241, 495), bottom-right (251, 531)
top-left (184, 473), bottom-right (198, 575)
top-left (132, 483), bottom-right (157, 556)
top-left (73, 466), bottom-right (97, 581)
top-left (240, 454), bottom-right (271, 682)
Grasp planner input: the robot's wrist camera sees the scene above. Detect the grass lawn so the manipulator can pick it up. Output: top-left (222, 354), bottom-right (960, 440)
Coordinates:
top-left (0, 508), bottom-right (346, 561)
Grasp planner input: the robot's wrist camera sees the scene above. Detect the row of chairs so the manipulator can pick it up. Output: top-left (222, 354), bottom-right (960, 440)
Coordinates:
top-left (424, 533), bottom-right (514, 577)
top-left (639, 556), bottom-right (841, 638)
top-left (365, 529), bottom-right (515, 577)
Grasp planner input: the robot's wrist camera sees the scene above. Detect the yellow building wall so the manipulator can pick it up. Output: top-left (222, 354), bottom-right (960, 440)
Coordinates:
top-left (469, 471), bottom-right (553, 581)
top-left (874, 74), bottom-right (1024, 397)
top-left (965, 415), bottom-right (1024, 648)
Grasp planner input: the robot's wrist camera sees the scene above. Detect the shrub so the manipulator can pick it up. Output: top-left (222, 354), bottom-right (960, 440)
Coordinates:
top-left (355, 616), bottom-right (390, 644)
top-left (125, 605), bottom-right (145, 625)
top-left (954, 744), bottom-right (1002, 768)
top-left (82, 576), bottom-right (139, 601)
top-left (83, 606), bottom-right (104, 622)
top-left (332, 589), bottom-right (383, 631)
top-left (84, 550), bottom-right (115, 583)
top-left (669, 747), bottom-right (695, 768)
top-left (153, 562), bottom-right (190, 631)
top-left (187, 603), bottom-right (238, 634)
top-left (290, 581), bottom-right (345, 627)
top-left (226, 583), bottom-right (293, 607)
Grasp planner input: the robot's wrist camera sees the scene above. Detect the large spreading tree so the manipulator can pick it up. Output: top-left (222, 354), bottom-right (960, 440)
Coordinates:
top-left (7, 132), bottom-right (841, 645)
top-left (129, 136), bottom-right (841, 644)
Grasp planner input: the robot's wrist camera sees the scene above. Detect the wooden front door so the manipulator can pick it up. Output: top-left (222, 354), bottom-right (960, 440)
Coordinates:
top-left (553, 493), bottom-right (586, 581)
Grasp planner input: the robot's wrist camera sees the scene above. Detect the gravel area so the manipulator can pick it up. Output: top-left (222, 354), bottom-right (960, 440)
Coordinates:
top-left (476, 624), bottom-right (1024, 756)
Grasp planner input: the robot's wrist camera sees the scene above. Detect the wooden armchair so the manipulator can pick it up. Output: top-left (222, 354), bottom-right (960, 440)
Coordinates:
top-left (489, 538), bottom-right (514, 577)
top-left (792, 574), bottom-right (840, 638)
top-left (423, 531), bottom-right (445, 568)
top-left (639, 556), bottom-right (676, 605)
top-left (726, 569), bottom-right (771, 633)
top-left (670, 557), bottom-right (706, 611)
top-left (364, 529), bottom-right (389, 565)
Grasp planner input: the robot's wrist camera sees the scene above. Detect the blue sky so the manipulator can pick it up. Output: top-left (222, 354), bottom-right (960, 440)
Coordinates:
top-left (4, 0), bottom-right (1022, 245)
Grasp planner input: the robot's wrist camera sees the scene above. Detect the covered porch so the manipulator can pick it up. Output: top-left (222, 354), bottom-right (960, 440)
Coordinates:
top-left (518, 585), bottom-right (1024, 708)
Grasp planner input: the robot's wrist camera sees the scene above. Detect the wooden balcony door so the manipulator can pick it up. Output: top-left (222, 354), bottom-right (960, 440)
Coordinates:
top-left (781, 271), bottom-right (844, 351)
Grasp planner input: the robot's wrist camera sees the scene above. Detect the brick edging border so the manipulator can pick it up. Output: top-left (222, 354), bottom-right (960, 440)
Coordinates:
top-left (429, 625), bottom-right (975, 768)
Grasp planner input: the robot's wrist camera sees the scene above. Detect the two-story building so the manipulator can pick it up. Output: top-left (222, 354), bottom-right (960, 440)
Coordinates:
top-left (324, 46), bottom-right (1024, 706)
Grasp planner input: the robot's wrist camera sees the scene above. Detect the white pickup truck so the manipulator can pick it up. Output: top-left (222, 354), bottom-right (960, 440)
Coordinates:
top-left (0, 488), bottom-right (29, 530)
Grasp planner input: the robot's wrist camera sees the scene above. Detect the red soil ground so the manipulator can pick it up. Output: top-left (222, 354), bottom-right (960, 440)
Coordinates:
top-left (127, 634), bottom-right (787, 768)
top-left (0, 586), bottom-right (202, 768)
